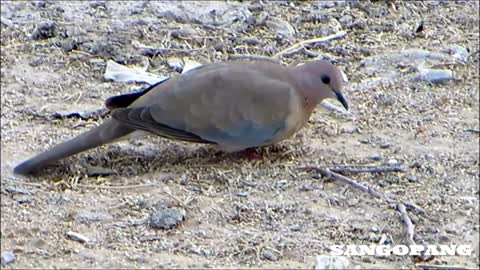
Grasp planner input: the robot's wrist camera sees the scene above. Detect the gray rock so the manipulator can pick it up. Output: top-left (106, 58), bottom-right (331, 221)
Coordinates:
top-left (415, 68), bottom-right (454, 84)
top-left (442, 45), bottom-right (469, 63)
top-left (266, 18), bottom-right (296, 39)
top-left (31, 21), bottom-right (58, 40)
top-left (1, 251), bottom-right (15, 265)
top-left (151, 2), bottom-right (253, 27)
top-left (149, 207), bottom-right (186, 229)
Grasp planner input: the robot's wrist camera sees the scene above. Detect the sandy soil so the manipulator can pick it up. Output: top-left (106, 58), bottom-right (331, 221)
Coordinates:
top-left (1, 1), bottom-right (479, 269)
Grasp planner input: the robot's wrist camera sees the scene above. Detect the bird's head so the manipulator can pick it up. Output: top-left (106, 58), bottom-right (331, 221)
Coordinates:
top-left (292, 60), bottom-right (349, 112)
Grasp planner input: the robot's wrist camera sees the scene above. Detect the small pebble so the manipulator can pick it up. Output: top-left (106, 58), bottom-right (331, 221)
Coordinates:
top-left (1, 251), bottom-right (15, 265)
top-left (314, 1), bottom-right (336, 8)
top-left (338, 15), bottom-right (352, 25)
top-left (30, 238), bottom-right (47, 248)
top-left (406, 175), bottom-right (418, 183)
top-left (438, 233), bottom-right (450, 242)
top-left (289, 225), bottom-right (302, 232)
top-left (149, 207), bottom-right (186, 229)
top-left (126, 254), bottom-right (148, 263)
top-left (415, 68), bottom-right (454, 84)
top-left (361, 256), bottom-right (373, 263)
top-left (47, 194), bottom-right (69, 205)
top-left (340, 125), bottom-right (358, 134)
top-left (179, 174), bottom-right (189, 185)
top-left (31, 21), bottom-right (57, 40)
top-left (75, 211), bottom-right (111, 223)
top-left (241, 181), bottom-right (257, 187)
top-left (359, 138), bottom-right (370, 144)
top-left (4, 187), bottom-right (31, 195)
top-left (445, 226), bottom-right (459, 234)
top-left (315, 255), bottom-right (350, 270)
top-left (190, 246), bottom-right (211, 256)
top-left (410, 161), bottom-right (422, 168)
top-left (15, 196), bottom-right (32, 204)
top-left (385, 159), bottom-right (399, 166)
top-left (379, 142), bottom-right (392, 149)
top-left (425, 227), bottom-right (440, 234)
top-left (425, 153), bottom-right (435, 160)
top-left (261, 250), bottom-right (278, 261)
top-left (368, 232), bottom-right (381, 242)
top-left (236, 191), bottom-right (249, 197)
top-left (368, 153), bottom-right (384, 161)
top-left (167, 57), bottom-right (184, 72)
top-left (66, 231), bottom-right (89, 243)
top-left (299, 184), bottom-right (318, 191)
top-left (275, 180), bottom-right (288, 188)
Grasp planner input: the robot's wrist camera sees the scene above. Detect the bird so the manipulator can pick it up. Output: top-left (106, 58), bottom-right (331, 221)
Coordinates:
top-left (13, 59), bottom-right (349, 175)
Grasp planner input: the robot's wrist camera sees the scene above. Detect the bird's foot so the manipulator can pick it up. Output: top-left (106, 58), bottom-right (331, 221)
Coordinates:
top-left (238, 148), bottom-right (263, 160)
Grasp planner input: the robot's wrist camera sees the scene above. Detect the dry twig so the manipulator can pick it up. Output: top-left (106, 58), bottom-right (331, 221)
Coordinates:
top-left (301, 165), bottom-right (433, 262)
top-left (76, 183), bottom-right (159, 190)
top-left (273, 31), bottom-right (347, 59)
top-left (414, 264), bottom-right (471, 270)
top-left (318, 168), bottom-right (395, 203)
top-left (397, 203), bottom-right (415, 245)
top-left (228, 54), bottom-right (280, 63)
top-left (299, 165), bottom-right (407, 174)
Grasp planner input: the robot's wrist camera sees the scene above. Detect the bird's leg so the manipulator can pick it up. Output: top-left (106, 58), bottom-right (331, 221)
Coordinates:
top-left (238, 147), bottom-right (263, 159)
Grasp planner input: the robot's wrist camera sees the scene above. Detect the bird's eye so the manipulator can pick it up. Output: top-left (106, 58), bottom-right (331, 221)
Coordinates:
top-left (321, 75), bottom-right (331, 84)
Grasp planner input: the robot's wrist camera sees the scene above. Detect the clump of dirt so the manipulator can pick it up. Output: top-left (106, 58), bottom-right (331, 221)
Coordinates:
top-left (1, 1), bottom-right (479, 269)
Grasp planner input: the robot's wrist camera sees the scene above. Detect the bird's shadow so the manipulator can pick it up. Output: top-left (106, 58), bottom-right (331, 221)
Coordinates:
top-left (18, 142), bottom-right (295, 181)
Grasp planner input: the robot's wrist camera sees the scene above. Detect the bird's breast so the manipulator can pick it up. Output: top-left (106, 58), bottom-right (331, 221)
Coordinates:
top-left (271, 89), bottom-right (308, 143)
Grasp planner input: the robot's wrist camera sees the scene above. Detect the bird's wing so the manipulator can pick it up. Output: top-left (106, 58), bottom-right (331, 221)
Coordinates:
top-left (112, 63), bottom-right (299, 148)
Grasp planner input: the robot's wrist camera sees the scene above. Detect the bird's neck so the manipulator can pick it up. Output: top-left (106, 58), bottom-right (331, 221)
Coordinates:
top-left (289, 66), bottom-right (320, 113)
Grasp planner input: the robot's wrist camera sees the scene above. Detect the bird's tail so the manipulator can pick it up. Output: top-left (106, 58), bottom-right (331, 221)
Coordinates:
top-left (13, 119), bottom-right (135, 175)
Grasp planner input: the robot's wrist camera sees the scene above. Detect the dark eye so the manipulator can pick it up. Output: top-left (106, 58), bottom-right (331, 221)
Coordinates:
top-left (321, 75), bottom-right (331, 84)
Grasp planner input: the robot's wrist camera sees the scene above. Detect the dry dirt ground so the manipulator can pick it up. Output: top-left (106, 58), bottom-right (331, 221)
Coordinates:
top-left (1, 1), bottom-right (479, 269)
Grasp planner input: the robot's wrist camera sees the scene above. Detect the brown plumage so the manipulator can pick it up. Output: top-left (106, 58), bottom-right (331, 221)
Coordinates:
top-left (13, 60), bottom-right (348, 175)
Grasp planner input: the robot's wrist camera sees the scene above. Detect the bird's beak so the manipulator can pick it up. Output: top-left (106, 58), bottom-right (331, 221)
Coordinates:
top-left (334, 90), bottom-right (349, 111)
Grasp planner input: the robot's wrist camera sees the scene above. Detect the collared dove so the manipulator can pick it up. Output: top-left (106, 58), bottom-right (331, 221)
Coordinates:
top-left (14, 60), bottom-right (348, 175)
